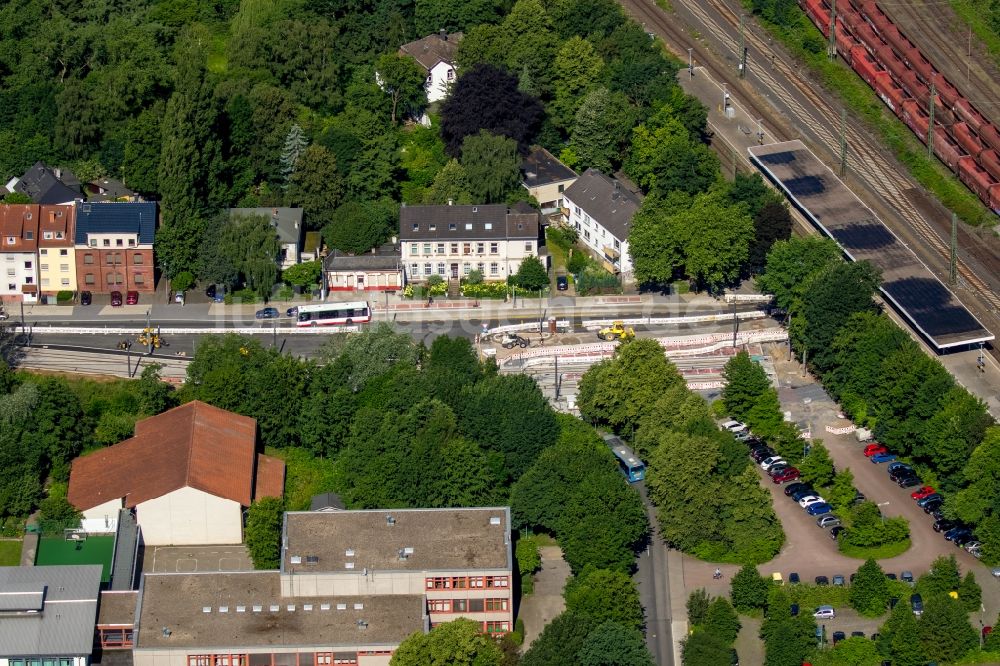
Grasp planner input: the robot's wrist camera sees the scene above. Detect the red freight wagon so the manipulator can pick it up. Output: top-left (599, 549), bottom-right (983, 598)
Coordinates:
top-left (990, 183), bottom-right (1000, 214)
top-left (900, 71), bottom-right (927, 105)
top-left (958, 156), bottom-right (996, 201)
top-left (902, 99), bottom-right (930, 142)
top-left (936, 79), bottom-right (960, 108)
top-left (873, 76), bottom-right (905, 113)
top-left (839, 5), bottom-right (866, 34)
top-left (836, 27), bottom-right (855, 56)
top-left (980, 149), bottom-right (1000, 183)
top-left (978, 123), bottom-right (1000, 155)
top-left (932, 131), bottom-right (962, 173)
top-left (876, 45), bottom-right (908, 81)
top-left (954, 98), bottom-right (986, 132)
top-left (851, 48), bottom-right (881, 86)
top-left (802, 0), bottom-right (829, 30)
top-left (906, 47), bottom-right (934, 83)
top-left (853, 23), bottom-right (880, 54)
top-left (952, 122), bottom-right (984, 158)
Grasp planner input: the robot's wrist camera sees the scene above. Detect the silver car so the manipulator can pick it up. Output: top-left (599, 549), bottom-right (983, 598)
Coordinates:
top-left (817, 515), bottom-right (841, 528)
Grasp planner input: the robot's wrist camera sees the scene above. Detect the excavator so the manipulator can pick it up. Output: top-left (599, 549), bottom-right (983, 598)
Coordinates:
top-left (137, 327), bottom-right (162, 349)
top-left (598, 321), bottom-right (635, 342)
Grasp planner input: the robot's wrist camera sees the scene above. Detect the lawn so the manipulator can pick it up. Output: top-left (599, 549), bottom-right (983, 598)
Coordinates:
top-left (0, 539), bottom-right (21, 566)
top-left (839, 538), bottom-right (911, 560)
top-left (35, 535), bottom-right (115, 583)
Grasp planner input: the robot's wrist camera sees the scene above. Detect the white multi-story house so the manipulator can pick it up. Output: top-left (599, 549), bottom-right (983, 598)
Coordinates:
top-left (0, 203), bottom-right (41, 304)
top-left (562, 168), bottom-right (643, 277)
top-left (399, 31), bottom-right (462, 103)
top-left (521, 146), bottom-right (578, 214)
top-left (399, 204), bottom-right (541, 283)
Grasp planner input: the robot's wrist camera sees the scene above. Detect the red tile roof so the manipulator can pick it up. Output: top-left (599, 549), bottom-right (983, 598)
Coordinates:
top-left (68, 401), bottom-right (279, 511)
top-left (254, 454), bottom-right (285, 501)
top-left (0, 204), bottom-right (40, 252)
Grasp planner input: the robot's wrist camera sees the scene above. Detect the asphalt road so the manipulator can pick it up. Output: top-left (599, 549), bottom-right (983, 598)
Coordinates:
top-left (635, 482), bottom-right (675, 666)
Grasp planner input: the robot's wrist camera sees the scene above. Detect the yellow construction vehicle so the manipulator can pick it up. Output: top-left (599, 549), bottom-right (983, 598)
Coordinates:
top-left (598, 321), bottom-right (635, 341)
top-left (137, 327), bottom-right (162, 349)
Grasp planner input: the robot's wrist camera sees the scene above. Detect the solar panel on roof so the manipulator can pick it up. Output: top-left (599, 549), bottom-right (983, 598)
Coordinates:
top-left (784, 175), bottom-right (826, 197)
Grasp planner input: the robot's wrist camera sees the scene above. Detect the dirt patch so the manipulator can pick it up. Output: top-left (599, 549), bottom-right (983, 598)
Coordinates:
top-left (519, 546), bottom-right (571, 650)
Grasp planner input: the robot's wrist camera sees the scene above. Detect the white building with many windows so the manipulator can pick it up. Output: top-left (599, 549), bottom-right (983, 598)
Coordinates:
top-left (562, 168), bottom-right (642, 277)
top-left (399, 204), bottom-right (541, 283)
top-left (0, 204), bottom-right (40, 304)
top-left (398, 31), bottom-right (462, 103)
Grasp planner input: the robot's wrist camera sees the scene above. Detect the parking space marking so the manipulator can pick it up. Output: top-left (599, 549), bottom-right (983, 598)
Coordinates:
top-left (176, 558), bottom-right (198, 572)
top-left (219, 557), bottom-right (248, 571)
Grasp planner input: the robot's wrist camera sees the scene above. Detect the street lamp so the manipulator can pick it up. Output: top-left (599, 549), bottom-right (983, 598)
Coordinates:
top-left (877, 501), bottom-right (890, 526)
top-left (688, 48), bottom-right (694, 78)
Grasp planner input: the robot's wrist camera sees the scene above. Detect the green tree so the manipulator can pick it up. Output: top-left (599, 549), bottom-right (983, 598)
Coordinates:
top-left (391, 618), bottom-right (503, 666)
top-left (797, 442), bottom-right (835, 487)
top-left (136, 364), bottom-right (176, 416)
top-left (918, 594), bottom-right (978, 663)
top-left (220, 214), bottom-right (281, 296)
top-left (577, 621), bottom-right (654, 666)
top-left (279, 123), bottom-right (308, 184)
top-left (323, 200), bottom-right (391, 255)
top-left (755, 236), bottom-right (841, 311)
top-left (550, 36), bottom-right (604, 130)
top-left (624, 109), bottom-right (719, 197)
top-left (376, 52), bottom-right (428, 124)
top-left (826, 469), bottom-right (857, 515)
top-left (565, 566), bottom-right (644, 632)
top-left (958, 571), bottom-right (981, 612)
top-left (681, 629), bottom-right (732, 666)
top-left (244, 497), bottom-right (284, 569)
top-left (917, 555), bottom-right (961, 598)
top-left (721, 351), bottom-right (771, 421)
top-left (288, 144), bottom-right (345, 227)
top-left (424, 159), bottom-right (473, 205)
top-left (810, 637), bottom-right (881, 666)
top-left (703, 597), bottom-right (740, 644)
top-left (322, 322), bottom-right (420, 392)
top-left (686, 588), bottom-right (710, 626)
top-left (516, 536), bottom-right (541, 581)
top-left (879, 601), bottom-right (927, 666)
top-left (514, 255), bottom-right (548, 291)
top-left (843, 501), bottom-right (909, 549)
top-left (2, 192), bottom-right (32, 204)
top-left (521, 612), bottom-right (595, 666)
top-left (764, 618), bottom-right (811, 666)
top-left (460, 131), bottom-right (522, 203)
top-left (730, 563), bottom-right (768, 612)
top-left (569, 88), bottom-right (636, 172)
top-left (282, 260), bottom-right (322, 289)
top-left (749, 201), bottom-right (793, 273)
top-left (849, 558), bottom-right (889, 616)
top-left (37, 483), bottom-right (82, 533)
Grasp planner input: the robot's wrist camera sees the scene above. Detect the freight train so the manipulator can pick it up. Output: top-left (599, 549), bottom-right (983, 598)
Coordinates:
top-left (799, 0), bottom-right (1000, 214)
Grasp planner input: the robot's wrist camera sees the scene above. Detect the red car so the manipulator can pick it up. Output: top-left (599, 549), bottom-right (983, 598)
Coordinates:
top-left (126, 290), bottom-right (139, 305)
top-left (863, 443), bottom-right (888, 457)
top-left (772, 467), bottom-right (801, 484)
top-left (110, 290), bottom-right (123, 307)
top-left (911, 486), bottom-right (936, 500)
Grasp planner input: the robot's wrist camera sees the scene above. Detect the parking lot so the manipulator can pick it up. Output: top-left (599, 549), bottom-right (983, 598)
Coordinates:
top-left (143, 545), bottom-right (252, 574)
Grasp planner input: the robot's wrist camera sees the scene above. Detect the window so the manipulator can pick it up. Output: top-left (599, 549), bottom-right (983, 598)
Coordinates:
top-left (410, 263), bottom-right (418, 275)
top-left (5, 237), bottom-right (13, 245)
top-left (485, 621), bottom-right (511, 634)
top-left (463, 243), bottom-right (471, 255)
top-left (423, 263), bottom-right (432, 276)
top-left (134, 273), bottom-right (145, 284)
top-left (486, 598), bottom-right (509, 611)
top-left (426, 576), bottom-right (470, 589)
top-left (103, 239), bottom-right (110, 247)
top-left (128, 238), bottom-right (135, 247)
top-left (574, 206), bottom-right (581, 217)
top-left (40, 248), bottom-right (48, 255)
top-left (558, 183), bottom-right (565, 193)
top-left (452, 599), bottom-right (467, 612)
top-left (489, 263), bottom-right (499, 275)
top-left (60, 249), bottom-right (68, 256)
top-left (85, 274), bottom-right (95, 285)
top-left (436, 243), bottom-right (445, 254)
top-left (486, 575), bottom-right (509, 588)
top-left (116, 238), bottom-right (123, 246)
top-left (43, 232), bottom-right (53, 240)
top-left (410, 243), bottom-right (418, 255)
top-left (423, 243), bottom-right (431, 255)
top-left (41, 278), bottom-right (49, 286)
top-left (448, 223), bottom-right (456, 230)
top-left (84, 254), bottom-right (94, 265)
top-left (614, 239), bottom-right (621, 249)
top-left (476, 242), bottom-right (484, 254)
top-left (429, 224), bottom-right (436, 231)
top-left (133, 253), bottom-right (143, 265)
top-left (524, 242), bottom-right (533, 252)
top-left (6, 283), bottom-right (13, 290)
top-left (57, 232), bottom-right (64, 239)
top-left (90, 239), bottom-right (97, 247)
top-left (23, 261), bottom-right (31, 269)
top-left (465, 223), bottom-right (472, 230)
top-left (60, 277), bottom-right (69, 285)
top-left (24, 276), bottom-right (32, 284)
top-left (437, 262), bottom-right (445, 275)
top-left (60, 264), bottom-right (68, 272)
top-left (468, 598), bottom-right (484, 612)
top-left (447, 69), bottom-right (455, 81)
top-left (584, 230), bottom-right (590, 240)
top-left (106, 255), bottom-right (115, 265)
top-left (412, 223), bottom-right (420, 231)
top-left (489, 243), bottom-right (498, 255)
top-left (107, 273), bottom-right (116, 285)
top-left (40, 264), bottom-right (49, 271)
top-left (450, 243), bottom-right (458, 254)
top-left (484, 222), bottom-right (492, 230)
top-left (6, 268), bottom-right (13, 277)
top-left (24, 231), bottom-right (32, 240)
top-left (428, 599), bottom-right (451, 612)
top-left (463, 264), bottom-right (471, 274)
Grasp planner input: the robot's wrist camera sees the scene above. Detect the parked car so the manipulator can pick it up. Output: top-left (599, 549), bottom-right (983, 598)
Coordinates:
top-left (174, 290), bottom-right (185, 304)
top-left (807, 502), bottom-right (833, 516)
top-left (815, 576), bottom-right (830, 586)
top-left (992, 567), bottom-right (1000, 578)
top-left (761, 457), bottom-right (787, 471)
top-left (767, 463), bottom-right (791, 477)
top-left (922, 499), bottom-right (944, 514)
top-left (213, 286), bottom-right (226, 302)
top-left (901, 571), bottom-right (914, 585)
top-left (772, 468), bottom-right (801, 484)
top-left (888, 463), bottom-right (912, 478)
top-left (930, 508), bottom-right (947, 520)
top-left (830, 526), bottom-right (846, 540)
top-left (851, 631), bottom-right (865, 638)
top-left (832, 575), bottom-right (846, 586)
top-left (255, 307), bottom-right (280, 319)
top-left (734, 430), bottom-right (754, 442)
top-left (898, 475), bottom-right (922, 489)
top-left (791, 488), bottom-right (818, 502)
top-left (886, 573), bottom-right (897, 581)
top-left (556, 275), bottom-right (568, 291)
top-left (911, 486), bottom-right (936, 500)
top-left (126, 290), bottom-right (139, 305)
top-left (784, 482), bottom-right (811, 497)
top-left (798, 495), bottom-right (825, 508)
top-left (110, 290), bottom-right (123, 307)
top-left (743, 437), bottom-right (764, 448)
top-left (852, 491), bottom-right (867, 505)
top-left (751, 448), bottom-right (775, 463)
top-left (80, 290), bottom-right (92, 306)
top-left (863, 443), bottom-right (888, 457)
top-left (789, 572), bottom-right (800, 584)
top-left (910, 594), bottom-right (923, 616)
top-left (722, 420), bottom-right (747, 433)
top-left (965, 541), bottom-right (983, 558)
top-left (952, 531), bottom-right (975, 547)
top-left (832, 631), bottom-right (846, 644)
top-left (205, 284), bottom-right (217, 298)
top-left (813, 605), bottom-right (835, 618)
top-left (286, 306), bottom-right (299, 317)
top-left (916, 493), bottom-right (943, 508)
top-left (817, 515), bottom-right (841, 528)
top-left (871, 452), bottom-right (898, 464)
top-left (943, 526), bottom-right (969, 542)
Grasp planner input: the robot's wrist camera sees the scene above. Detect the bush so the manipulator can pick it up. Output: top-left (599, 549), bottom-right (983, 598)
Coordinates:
top-left (567, 249), bottom-right (590, 274)
top-left (225, 288), bottom-right (259, 304)
top-left (547, 225), bottom-right (578, 250)
top-left (843, 501), bottom-right (909, 548)
top-left (510, 618), bottom-right (525, 646)
top-left (172, 271), bottom-right (195, 292)
top-left (56, 290), bottom-right (74, 303)
top-left (275, 285), bottom-right (294, 301)
top-left (426, 274), bottom-right (444, 287)
top-left (465, 269), bottom-right (483, 285)
top-left (461, 282), bottom-right (509, 299)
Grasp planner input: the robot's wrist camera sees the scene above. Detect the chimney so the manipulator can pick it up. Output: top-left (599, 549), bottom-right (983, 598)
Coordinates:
top-left (439, 29), bottom-right (447, 41)
top-left (447, 199), bottom-right (453, 206)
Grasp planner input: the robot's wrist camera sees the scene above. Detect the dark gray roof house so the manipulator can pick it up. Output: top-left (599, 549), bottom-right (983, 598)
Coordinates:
top-left (324, 243), bottom-right (400, 273)
top-left (562, 168), bottom-right (642, 241)
top-left (400, 204), bottom-right (539, 241)
top-left (229, 207), bottom-right (306, 268)
top-left (522, 147), bottom-right (577, 189)
top-left (6, 162), bottom-right (81, 204)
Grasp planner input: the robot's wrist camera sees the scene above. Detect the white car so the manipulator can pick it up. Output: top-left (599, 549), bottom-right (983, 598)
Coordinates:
top-left (761, 457), bottom-right (787, 471)
top-left (722, 420), bottom-right (747, 433)
top-left (799, 495), bottom-right (826, 508)
top-left (813, 605), bottom-right (835, 619)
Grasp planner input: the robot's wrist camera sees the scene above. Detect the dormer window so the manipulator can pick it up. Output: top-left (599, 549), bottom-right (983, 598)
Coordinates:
top-left (465, 223), bottom-right (472, 230)
top-left (429, 224), bottom-right (436, 231)
top-left (5, 237), bottom-right (14, 245)
top-left (43, 232), bottom-right (53, 240)
top-left (449, 223), bottom-right (456, 231)
top-left (412, 223), bottom-right (419, 231)
top-left (56, 232), bottom-right (63, 239)
top-left (484, 223), bottom-right (492, 230)
top-left (24, 231), bottom-right (33, 240)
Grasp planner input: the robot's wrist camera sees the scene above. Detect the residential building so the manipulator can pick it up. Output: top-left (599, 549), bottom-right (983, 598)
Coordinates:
top-left (562, 168), bottom-right (642, 276)
top-left (399, 204), bottom-right (541, 283)
top-left (67, 401), bottom-right (285, 545)
top-left (521, 147), bottom-right (578, 214)
top-left (0, 204), bottom-right (40, 304)
top-left (84, 177), bottom-right (139, 202)
top-left (399, 31), bottom-right (463, 103)
top-left (229, 207), bottom-right (308, 270)
top-left (0, 564), bottom-right (102, 666)
top-left (5, 162), bottom-right (80, 205)
top-left (324, 243), bottom-right (402, 293)
top-left (74, 201), bottom-right (156, 294)
top-left (37, 204), bottom-right (76, 297)
top-left (130, 507), bottom-right (512, 666)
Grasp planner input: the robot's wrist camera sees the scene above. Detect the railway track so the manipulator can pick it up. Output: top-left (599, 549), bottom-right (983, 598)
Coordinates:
top-left (620, 0), bottom-right (1000, 316)
top-left (880, 0), bottom-right (1000, 129)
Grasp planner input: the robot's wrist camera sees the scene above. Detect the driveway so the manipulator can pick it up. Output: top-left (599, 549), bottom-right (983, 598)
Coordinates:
top-left (519, 546), bottom-right (571, 650)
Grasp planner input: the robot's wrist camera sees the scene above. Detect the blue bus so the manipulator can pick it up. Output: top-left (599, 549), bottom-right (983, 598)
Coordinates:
top-left (604, 435), bottom-right (646, 483)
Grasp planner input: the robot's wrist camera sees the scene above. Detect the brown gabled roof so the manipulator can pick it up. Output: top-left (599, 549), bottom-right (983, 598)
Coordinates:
top-left (399, 32), bottom-right (463, 71)
top-left (254, 454), bottom-right (285, 501)
top-left (0, 204), bottom-right (40, 252)
top-left (68, 401), bottom-right (263, 511)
